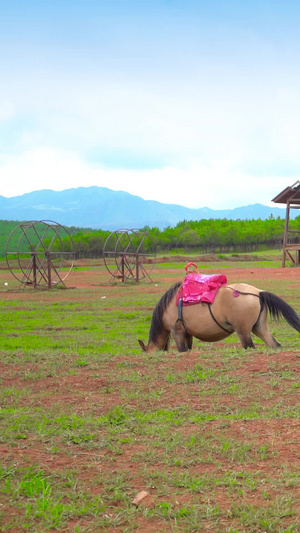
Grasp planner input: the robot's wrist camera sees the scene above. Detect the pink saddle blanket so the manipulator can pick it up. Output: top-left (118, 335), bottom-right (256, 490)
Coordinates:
top-left (176, 272), bottom-right (227, 306)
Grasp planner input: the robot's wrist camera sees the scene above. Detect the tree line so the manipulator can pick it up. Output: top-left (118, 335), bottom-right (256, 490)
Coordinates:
top-left (2, 216), bottom-right (300, 259)
top-left (72, 216), bottom-right (300, 257)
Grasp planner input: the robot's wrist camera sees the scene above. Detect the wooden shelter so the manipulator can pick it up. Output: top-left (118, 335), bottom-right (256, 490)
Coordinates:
top-left (272, 180), bottom-right (300, 267)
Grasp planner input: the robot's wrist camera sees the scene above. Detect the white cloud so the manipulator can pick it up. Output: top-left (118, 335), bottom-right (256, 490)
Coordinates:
top-left (0, 147), bottom-right (294, 212)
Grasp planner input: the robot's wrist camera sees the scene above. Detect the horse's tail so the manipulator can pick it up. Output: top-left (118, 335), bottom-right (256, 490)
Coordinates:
top-left (259, 291), bottom-right (300, 332)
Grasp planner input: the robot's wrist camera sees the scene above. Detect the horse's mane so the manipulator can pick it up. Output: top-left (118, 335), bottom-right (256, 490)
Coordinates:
top-left (148, 282), bottom-right (181, 347)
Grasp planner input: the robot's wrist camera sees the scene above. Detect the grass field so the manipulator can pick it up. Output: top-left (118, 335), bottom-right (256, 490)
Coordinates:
top-left (0, 259), bottom-right (299, 532)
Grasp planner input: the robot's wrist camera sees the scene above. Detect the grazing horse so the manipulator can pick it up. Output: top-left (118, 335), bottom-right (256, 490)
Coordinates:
top-left (138, 281), bottom-right (300, 352)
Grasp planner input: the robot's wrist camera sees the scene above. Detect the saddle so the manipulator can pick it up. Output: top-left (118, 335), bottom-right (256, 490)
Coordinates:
top-left (176, 262), bottom-right (227, 306)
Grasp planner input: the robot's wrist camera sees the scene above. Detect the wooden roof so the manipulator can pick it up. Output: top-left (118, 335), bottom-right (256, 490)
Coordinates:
top-left (272, 180), bottom-right (300, 205)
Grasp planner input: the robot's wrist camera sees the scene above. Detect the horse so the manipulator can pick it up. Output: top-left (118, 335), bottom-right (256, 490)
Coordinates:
top-left (138, 281), bottom-right (300, 352)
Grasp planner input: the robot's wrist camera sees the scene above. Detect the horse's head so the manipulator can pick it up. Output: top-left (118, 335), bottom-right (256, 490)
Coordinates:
top-left (138, 338), bottom-right (169, 353)
top-left (138, 339), bottom-right (149, 352)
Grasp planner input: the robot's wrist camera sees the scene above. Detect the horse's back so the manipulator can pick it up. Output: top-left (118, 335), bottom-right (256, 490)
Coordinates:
top-left (179, 283), bottom-right (260, 341)
top-left (162, 281), bottom-right (262, 343)
top-left (214, 283), bottom-right (262, 327)
top-left (226, 282), bottom-right (261, 294)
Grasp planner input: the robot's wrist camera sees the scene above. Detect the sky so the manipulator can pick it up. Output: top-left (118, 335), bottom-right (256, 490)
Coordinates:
top-left (1, 0), bottom-right (300, 210)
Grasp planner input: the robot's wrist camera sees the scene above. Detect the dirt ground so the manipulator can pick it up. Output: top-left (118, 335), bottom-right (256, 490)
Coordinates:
top-left (0, 265), bottom-right (300, 531)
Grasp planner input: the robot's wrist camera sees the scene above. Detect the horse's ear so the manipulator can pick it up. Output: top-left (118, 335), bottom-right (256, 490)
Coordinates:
top-left (138, 339), bottom-right (147, 352)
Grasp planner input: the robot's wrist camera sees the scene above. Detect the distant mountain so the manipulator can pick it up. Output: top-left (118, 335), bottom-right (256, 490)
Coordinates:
top-left (0, 186), bottom-right (291, 230)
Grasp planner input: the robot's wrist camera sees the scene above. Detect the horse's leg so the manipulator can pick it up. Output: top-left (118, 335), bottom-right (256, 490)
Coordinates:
top-left (235, 330), bottom-right (256, 349)
top-left (252, 310), bottom-right (281, 348)
top-left (187, 333), bottom-right (193, 350)
top-left (227, 297), bottom-right (258, 348)
top-left (171, 319), bottom-right (190, 352)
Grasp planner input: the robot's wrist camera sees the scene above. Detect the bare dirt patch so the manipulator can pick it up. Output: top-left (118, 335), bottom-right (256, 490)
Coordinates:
top-left (1, 265), bottom-right (300, 531)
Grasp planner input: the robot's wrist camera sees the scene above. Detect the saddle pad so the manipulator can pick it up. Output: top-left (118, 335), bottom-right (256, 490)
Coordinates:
top-left (176, 272), bottom-right (227, 306)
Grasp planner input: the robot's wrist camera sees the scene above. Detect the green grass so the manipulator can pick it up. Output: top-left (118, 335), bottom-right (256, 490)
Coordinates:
top-left (0, 262), bottom-right (299, 531)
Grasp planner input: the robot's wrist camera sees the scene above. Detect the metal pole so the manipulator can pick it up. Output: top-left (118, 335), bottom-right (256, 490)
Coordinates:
top-left (136, 254), bottom-right (139, 282)
top-left (121, 255), bottom-right (125, 282)
top-left (47, 252), bottom-right (52, 288)
top-left (32, 253), bottom-right (37, 288)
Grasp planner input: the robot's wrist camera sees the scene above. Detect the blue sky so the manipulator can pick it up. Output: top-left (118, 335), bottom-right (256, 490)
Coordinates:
top-left (1, 0), bottom-right (300, 209)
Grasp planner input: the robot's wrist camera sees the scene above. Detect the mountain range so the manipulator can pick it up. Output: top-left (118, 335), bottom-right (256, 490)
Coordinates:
top-left (0, 186), bottom-right (291, 230)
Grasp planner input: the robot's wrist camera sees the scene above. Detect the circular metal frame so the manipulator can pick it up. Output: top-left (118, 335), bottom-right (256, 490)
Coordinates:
top-left (103, 228), bottom-right (156, 282)
top-left (6, 220), bottom-right (75, 288)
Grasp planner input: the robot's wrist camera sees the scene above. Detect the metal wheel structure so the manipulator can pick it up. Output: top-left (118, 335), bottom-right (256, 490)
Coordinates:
top-left (103, 229), bottom-right (156, 282)
top-left (6, 220), bottom-right (75, 289)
